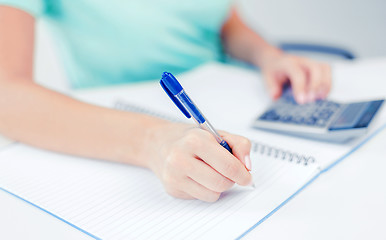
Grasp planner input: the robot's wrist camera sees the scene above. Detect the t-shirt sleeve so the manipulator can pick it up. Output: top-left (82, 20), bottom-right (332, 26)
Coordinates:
top-left (0, 0), bottom-right (45, 17)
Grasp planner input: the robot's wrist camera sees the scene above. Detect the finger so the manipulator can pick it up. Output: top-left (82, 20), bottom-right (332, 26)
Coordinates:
top-left (187, 157), bottom-right (234, 193)
top-left (319, 63), bottom-right (332, 99)
top-left (193, 131), bottom-right (252, 186)
top-left (183, 176), bottom-right (222, 202)
top-left (305, 61), bottom-right (323, 102)
top-left (285, 63), bottom-right (307, 104)
top-left (220, 132), bottom-right (252, 171)
top-left (263, 71), bottom-right (282, 100)
top-left (165, 187), bottom-right (194, 200)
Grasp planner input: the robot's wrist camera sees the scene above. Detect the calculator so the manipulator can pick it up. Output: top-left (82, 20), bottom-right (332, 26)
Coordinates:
top-left (253, 88), bottom-right (384, 142)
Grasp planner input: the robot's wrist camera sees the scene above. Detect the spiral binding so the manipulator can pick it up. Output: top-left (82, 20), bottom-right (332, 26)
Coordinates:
top-left (251, 142), bottom-right (316, 166)
top-left (114, 100), bottom-right (316, 166)
top-left (114, 100), bottom-right (181, 122)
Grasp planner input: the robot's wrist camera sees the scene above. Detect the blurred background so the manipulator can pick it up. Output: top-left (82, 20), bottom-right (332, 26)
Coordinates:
top-left (238, 0), bottom-right (386, 57)
top-left (35, 0), bottom-right (386, 89)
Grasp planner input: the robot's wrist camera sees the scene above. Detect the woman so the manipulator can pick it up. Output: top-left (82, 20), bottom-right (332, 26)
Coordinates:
top-left (0, 1), bottom-right (331, 202)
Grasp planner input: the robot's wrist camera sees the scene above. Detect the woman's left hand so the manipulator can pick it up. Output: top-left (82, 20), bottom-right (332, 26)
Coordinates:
top-left (259, 52), bottom-right (332, 104)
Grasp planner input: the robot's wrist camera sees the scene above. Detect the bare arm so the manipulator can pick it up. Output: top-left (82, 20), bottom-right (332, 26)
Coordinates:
top-left (220, 8), bottom-right (281, 68)
top-left (0, 6), bottom-right (252, 202)
top-left (0, 6), bottom-right (170, 167)
top-left (221, 8), bottom-right (331, 104)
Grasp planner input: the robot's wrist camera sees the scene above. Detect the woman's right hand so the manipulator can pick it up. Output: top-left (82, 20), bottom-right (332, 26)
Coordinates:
top-left (144, 122), bottom-right (253, 202)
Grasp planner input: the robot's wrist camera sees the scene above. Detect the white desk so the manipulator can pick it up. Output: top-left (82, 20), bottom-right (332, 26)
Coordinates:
top-left (1, 58), bottom-right (386, 239)
top-left (0, 189), bottom-right (92, 240)
top-left (246, 127), bottom-right (386, 240)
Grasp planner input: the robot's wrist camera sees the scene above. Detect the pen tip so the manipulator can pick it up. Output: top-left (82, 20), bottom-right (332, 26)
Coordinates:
top-left (247, 181), bottom-right (255, 189)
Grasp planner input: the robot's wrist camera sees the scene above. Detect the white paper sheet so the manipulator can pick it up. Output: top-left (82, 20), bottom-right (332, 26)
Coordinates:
top-left (0, 142), bottom-right (319, 240)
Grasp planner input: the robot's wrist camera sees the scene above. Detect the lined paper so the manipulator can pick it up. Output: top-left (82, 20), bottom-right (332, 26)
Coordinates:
top-left (0, 142), bottom-right (319, 240)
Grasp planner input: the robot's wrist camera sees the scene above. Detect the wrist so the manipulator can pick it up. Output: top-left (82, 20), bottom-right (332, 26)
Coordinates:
top-left (138, 119), bottom-right (172, 169)
top-left (252, 45), bottom-right (284, 69)
top-left (141, 121), bottom-right (194, 175)
top-left (113, 114), bottom-right (171, 170)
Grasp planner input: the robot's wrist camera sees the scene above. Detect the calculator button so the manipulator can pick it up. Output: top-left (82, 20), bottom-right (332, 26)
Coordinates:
top-left (304, 117), bottom-right (317, 125)
top-left (258, 93), bottom-right (342, 128)
top-left (316, 119), bottom-right (327, 126)
top-left (292, 116), bottom-right (305, 124)
top-left (260, 111), bottom-right (280, 121)
top-left (280, 115), bottom-right (293, 122)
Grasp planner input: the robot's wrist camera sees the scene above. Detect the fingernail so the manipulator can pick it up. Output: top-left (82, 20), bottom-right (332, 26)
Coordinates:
top-left (245, 155), bottom-right (252, 171)
top-left (322, 88), bottom-right (329, 98)
top-left (307, 92), bottom-right (315, 102)
top-left (316, 90), bottom-right (325, 99)
top-left (297, 93), bottom-right (306, 104)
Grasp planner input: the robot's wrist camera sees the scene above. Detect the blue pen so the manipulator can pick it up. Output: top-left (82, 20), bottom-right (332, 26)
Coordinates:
top-left (160, 72), bottom-right (232, 153)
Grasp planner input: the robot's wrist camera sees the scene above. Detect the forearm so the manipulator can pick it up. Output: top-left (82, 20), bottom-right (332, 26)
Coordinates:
top-left (0, 78), bottom-right (169, 167)
top-left (221, 8), bottom-right (282, 67)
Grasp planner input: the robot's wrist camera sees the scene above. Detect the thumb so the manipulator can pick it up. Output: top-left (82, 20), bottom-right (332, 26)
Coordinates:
top-left (220, 132), bottom-right (252, 171)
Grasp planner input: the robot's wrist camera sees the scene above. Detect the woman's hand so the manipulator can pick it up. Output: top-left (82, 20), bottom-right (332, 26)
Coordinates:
top-left (220, 8), bottom-right (332, 104)
top-left (259, 52), bottom-right (332, 104)
top-left (145, 122), bottom-right (252, 202)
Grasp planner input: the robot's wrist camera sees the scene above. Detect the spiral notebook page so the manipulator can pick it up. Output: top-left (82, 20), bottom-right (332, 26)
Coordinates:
top-left (0, 142), bottom-right (319, 240)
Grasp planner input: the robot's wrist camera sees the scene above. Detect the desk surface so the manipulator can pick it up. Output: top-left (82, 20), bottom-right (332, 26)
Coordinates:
top-left (1, 59), bottom-right (386, 240)
top-left (0, 189), bottom-right (92, 240)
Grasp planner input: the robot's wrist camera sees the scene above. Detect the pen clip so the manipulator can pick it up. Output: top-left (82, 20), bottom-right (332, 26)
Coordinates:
top-left (160, 80), bottom-right (191, 119)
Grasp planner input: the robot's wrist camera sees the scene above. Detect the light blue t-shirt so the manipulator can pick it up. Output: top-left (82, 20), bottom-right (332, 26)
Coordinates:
top-left (1, 0), bottom-right (232, 88)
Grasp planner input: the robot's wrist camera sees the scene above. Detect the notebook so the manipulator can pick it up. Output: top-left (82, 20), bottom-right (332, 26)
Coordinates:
top-left (0, 62), bottom-right (385, 239)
